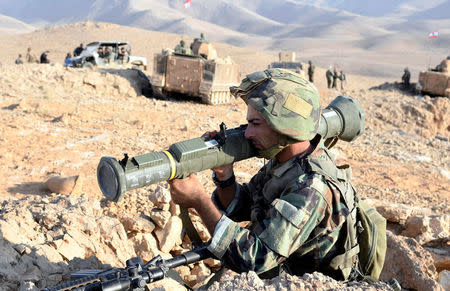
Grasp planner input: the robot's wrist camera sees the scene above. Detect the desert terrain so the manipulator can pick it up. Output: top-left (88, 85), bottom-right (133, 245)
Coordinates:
top-left (0, 22), bottom-right (448, 291)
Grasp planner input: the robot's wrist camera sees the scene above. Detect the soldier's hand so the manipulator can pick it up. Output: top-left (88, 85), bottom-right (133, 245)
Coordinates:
top-left (202, 131), bottom-right (235, 180)
top-left (168, 174), bottom-right (208, 209)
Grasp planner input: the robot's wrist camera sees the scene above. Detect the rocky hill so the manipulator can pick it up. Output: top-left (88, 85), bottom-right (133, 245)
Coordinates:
top-left (0, 21), bottom-right (448, 291)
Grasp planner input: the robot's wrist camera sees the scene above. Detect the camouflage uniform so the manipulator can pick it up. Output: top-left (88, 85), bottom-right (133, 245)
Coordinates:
top-left (174, 40), bottom-right (193, 55)
top-left (207, 69), bottom-right (353, 280)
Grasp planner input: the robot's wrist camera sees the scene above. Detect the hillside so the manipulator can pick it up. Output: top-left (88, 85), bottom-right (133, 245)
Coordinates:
top-left (0, 0), bottom-right (449, 78)
top-left (0, 21), bottom-right (448, 290)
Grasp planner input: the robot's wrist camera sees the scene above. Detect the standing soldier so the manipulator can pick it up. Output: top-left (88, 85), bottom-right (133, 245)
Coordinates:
top-left (339, 70), bottom-right (346, 90)
top-left (308, 60), bottom-right (315, 83)
top-left (326, 66), bottom-right (333, 88)
top-left (26, 47), bottom-right (39, 63)
top-left (332, 67), bottom-right (339, 89)
top-left (401, 67), bottom-right (411, 90)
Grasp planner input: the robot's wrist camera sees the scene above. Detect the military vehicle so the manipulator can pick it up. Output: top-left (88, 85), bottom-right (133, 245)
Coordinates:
top-left (268, 51), bottom-right (304, 76)
top-left (417, 58), bottom-right (450, 97)
top-left (151, 42), bottom-right (240, 105)
top-left (70, 41), bottom-right (147, 70)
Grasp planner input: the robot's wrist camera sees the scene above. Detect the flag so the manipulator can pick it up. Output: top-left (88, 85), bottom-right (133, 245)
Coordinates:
top-left (184, 0), bottom-right (191, 8)
top-left (428, 31), bottom-right (438, 39)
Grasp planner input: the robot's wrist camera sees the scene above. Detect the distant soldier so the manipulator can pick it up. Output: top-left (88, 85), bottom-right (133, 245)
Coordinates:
top-left (174, 40), bottom-right (193, 55)
top-left (401, 67), bottom-right (411, 89)
top-left (103, 47), bottom-right (112, 63)
top-left (73, 43), bottom-right (84, 57)
top-left (97, 47), bottom-right (104, 58)
top-left (15, 54), bottom-right (24, 64)
top-left (117, 47), bottom-right (128, 64)
top-left (191, 33), bottom-right (208, 50)
top-left (26, 47), bottom-right (39, 63)
top-left (339, 70), bottom-right (346, 90)
top-left (326, 66), bottom-right (333, 88)
top-left (307, 60), bottom-right (315, 83)
top-left (332, 68), bottom-right (339, 89)
top-left (64, 53), bottom-right (72, 67)
top-left (40, 50), bottom-right (50, 64)
top-left (199, 32), bottom-right (207, 43)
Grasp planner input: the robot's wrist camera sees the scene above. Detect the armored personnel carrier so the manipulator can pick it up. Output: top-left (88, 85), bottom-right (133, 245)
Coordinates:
top-left (417, 58), bottom-right (450, 97)
top-left (151, 42), bottom-right (240, 105)
top-left (268, 51), bottom-right (304, 76)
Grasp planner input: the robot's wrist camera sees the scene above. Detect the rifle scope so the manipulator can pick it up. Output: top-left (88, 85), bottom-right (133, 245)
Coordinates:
top-left (97, 95), bottom-right (365, 202)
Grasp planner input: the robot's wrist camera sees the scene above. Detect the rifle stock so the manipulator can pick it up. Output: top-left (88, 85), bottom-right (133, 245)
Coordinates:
top-left (43, 246), bottom-right (211, 291)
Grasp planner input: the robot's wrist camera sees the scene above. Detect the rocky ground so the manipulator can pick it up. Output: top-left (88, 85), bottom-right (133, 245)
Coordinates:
top-left (0, 33), bottom-right (448, 291)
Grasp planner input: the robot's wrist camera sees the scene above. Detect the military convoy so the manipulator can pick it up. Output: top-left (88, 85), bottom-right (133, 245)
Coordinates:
top-left (151, 40), bottom-right (240, 105)
top-left (417, 57), bottom-right (450, 97)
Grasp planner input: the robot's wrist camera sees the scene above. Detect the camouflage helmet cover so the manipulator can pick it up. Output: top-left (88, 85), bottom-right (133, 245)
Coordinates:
top-left (230, 68), bottom-right (321, 141)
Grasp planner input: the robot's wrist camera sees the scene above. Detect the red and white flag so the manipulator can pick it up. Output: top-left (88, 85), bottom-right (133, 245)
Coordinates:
top-left (428, 31), bottom-right (439, 39)
top-left (184, 0), bottom-right (191, 8)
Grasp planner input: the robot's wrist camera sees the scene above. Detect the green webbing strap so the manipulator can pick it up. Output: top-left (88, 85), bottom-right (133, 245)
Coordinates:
top-left (180, 207), bottom-right (203, 245)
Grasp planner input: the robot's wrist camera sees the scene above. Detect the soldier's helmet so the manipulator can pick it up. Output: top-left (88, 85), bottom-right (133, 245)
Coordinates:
top-left (230, 68), bottom-right (321, 141)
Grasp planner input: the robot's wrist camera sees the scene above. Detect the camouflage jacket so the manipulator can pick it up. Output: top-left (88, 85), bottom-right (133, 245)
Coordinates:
top-left (208, 146), bottom-right (350, 279)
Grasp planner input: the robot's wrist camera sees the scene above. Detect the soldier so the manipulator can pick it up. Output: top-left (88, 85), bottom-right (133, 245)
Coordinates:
top-left (199, 32), bottom-right (207, 42)
top-left (332, 68), bottom-right (339, 89)
top-left (25, 47), bottom-right (39, 63)
top-left (174, 40), bottom-right (193, 55)
top-left (339, 70), bottom-right (346, 90)
top-left (401, 67), bottom-right (411, 89)
top-left (73, 43), bottom-right (84, 57)
top-left (326, 66), bottom-right (333, 88)
top-left (40, 50), bottom-right (50, 64)
top-left (168, 69), bottom-right (362, 280)
top-left (15, 54), bottom-right (24, 64)
top-left (307, 60), bottom-right (315, 83)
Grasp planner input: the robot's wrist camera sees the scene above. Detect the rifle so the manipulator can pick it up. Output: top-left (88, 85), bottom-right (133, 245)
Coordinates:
top-left (43, 245), bottom-right (211, 291)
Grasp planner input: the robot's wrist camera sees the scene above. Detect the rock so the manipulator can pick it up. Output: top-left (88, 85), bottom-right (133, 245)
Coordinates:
top-left (120, 215), bottom-right (155, 234)
top-left (52, 233), bottom-right (86, 261)
top-left (402, 214), bottom-right (449, 244)
top-left (365, 198), bottom-right (433, 224)
top-left (380, 230), bottom-right (443, 291)
top-left (439, 270), bottom-right (450, 291)
top-left (149, 209), bottom-right (172, 229)
top-left (130, 233), bottom-right (160, 262)
top-left (44, 175), bottom-right (83, 195)
top-left (154, 216), bottom-right (183, 253)
top-left (191, 262), bottom-right (211, 283)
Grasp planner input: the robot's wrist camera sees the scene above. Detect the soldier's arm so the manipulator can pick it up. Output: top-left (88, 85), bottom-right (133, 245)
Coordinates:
top-left (208, 174), bottom-right (330, 274)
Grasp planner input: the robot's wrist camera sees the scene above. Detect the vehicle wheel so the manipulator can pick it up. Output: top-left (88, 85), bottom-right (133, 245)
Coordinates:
top-left (82, 62), bottom-right (94, 69)
top-left (152, 86), bottom-right (165, 99)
